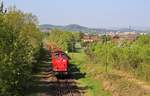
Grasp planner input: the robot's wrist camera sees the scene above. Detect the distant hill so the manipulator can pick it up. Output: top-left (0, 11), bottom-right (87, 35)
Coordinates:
top-left (39, 24), bottom-right (144, 33)
top-left (39, 24), bottom-right (117, 33)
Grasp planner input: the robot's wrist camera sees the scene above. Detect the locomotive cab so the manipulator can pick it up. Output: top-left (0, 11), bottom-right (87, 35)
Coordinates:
top-left (51, 51), bottom-right (69, 75)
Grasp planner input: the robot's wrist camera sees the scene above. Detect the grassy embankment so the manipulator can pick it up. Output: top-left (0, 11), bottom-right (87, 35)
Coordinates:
top-left (69, 49), bottom-right (112, 96)
top-left (69, 48), bottom-right (150, 96)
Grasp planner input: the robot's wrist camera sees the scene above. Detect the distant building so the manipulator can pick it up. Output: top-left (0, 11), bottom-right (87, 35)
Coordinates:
top-left (112, 35), bottom-right (120, 43)
top-left (82, 35), bottom-right (99, 42)
top-left (112, 33), bottom-right (139, 43)
top-left (140, 32), bottom-right (147, 35)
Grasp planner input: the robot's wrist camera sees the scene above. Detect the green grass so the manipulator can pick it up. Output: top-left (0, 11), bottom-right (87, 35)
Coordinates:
top-left (79, 77), bottom-right (111, 96)
top-left (69, 48), bottom-right (150, 96)
top-left (69, 50), bottom-right (112, 96)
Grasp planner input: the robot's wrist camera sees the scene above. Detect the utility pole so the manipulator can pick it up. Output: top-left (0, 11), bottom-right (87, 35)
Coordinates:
top-left (105, 31), bottom-right (108, 73)
top-left (71, 41), bottom-right (74, 59)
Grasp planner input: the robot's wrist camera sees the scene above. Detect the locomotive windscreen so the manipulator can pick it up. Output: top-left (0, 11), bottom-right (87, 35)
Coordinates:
top-left (62, 53), bottom-right (68, 59)
top-left (54, 52), bottom-right (59, 59)
top-left (53, 51), bottom-right (70, 60)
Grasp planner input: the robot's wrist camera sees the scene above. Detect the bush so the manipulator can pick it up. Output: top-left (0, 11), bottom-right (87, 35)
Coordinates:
top-left (85, 35), bottom-right (150, 81)
top-left (0, 9), bottom-right (42, 96)
top-left (46, 29), bottom-right (76, 52)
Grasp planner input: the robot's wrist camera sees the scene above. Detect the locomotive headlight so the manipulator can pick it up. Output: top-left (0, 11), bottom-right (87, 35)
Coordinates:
top-left (63, 59), bottom-right (66, 62)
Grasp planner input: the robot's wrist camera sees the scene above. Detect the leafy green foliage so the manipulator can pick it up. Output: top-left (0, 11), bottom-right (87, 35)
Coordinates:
top-left (46, 29), bottom-right (76, 52)
top-left (0, 9), bottom-right (42, 96)
top-left (101, 35), bottom-right (112, 43)
top-left (72, 32), bottom-right (83, 42)
top-left (85, 35), bottom-right (150, 81)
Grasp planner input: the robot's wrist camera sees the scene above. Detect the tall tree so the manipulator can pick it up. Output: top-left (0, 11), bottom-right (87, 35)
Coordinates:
top-left (0, 8), bottom-right (43, 96)
top-left (0, 1), bottom-right (3, 13)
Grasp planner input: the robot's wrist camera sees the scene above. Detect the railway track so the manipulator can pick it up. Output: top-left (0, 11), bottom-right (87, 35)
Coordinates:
top-left (56, 78), bottom-right (74, 96)
top-left (65, 79), bottom-right (74, 96)
top-left (37, 64), bottom-right (82, 96)
top-left (32, 51), bottom-right (83, 96)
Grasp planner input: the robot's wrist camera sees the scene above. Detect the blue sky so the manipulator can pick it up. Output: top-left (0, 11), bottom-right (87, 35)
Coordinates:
top-left (3, 0), bottom-right (150, 28)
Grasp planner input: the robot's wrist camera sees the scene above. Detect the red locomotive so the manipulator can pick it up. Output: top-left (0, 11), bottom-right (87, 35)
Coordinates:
top-left (51, 50), bottom-right (69, 75)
